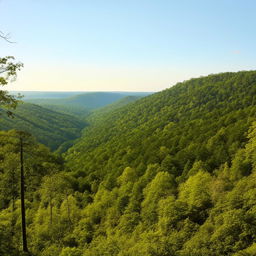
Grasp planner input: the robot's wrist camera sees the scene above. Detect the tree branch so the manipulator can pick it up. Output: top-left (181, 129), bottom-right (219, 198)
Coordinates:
top-left (0, 30), bottom-right (16, 43)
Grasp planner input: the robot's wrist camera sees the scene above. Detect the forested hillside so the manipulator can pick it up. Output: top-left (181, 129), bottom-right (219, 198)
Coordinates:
top-left (0, 103), bottom-right (86, 150)
top-left (64, 71), bottom-right (256, 255)
top-left (90, 96), bottom-right (141, 119)
top-left (1, 71), bottom-right (256, 255)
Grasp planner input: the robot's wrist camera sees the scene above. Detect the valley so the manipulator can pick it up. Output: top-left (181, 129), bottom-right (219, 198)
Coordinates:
top-left (1, 2), bottom-right (255, 254)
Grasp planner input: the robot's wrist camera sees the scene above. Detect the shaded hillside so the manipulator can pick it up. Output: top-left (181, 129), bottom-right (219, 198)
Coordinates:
top-left (35, 104), bottom-right (91, 117)
top-left (90, 95), bottom-right (141, 118)
top-left (0, 103), bottom-right (86, 150)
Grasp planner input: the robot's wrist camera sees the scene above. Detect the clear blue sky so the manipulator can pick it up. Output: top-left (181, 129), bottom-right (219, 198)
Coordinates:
top-left (1, 0), bottom-right (256, 91)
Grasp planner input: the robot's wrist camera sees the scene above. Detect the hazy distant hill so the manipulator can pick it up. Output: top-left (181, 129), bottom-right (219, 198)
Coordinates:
top-left (0, 103), bottom-right (86, 150)
top-left (11, 91), bottom-right (82, 100)
top-left (27, 92), bottom-right (150, 110)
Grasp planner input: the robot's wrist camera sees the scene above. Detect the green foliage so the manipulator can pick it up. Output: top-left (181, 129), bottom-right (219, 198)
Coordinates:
top-left (63, 71), bottom-right (256, 255)
top-left (234, 243), bottom-right (256, 256)
top-left (0, 56), bottom-right (23, 116)
top-left (0, 130), bottom-right (65, 255)
top-left (141, 171), bottom-right (176, 225)
top-left (1, 71), bottom-right (256, 255)
top-left (0, 223), bottom-right (20, 256)
top-left (60, 247), bottom-right (83, 256)
top-left (179, 170), bottom-right (212, 209)
top-left (0, 103), bottom-right (86, 150)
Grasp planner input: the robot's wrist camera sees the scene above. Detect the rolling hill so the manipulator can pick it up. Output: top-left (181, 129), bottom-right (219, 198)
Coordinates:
top-left (0, 103), bottom-right (86, 150)
top-left (25, 92), bottom-right (151, 116)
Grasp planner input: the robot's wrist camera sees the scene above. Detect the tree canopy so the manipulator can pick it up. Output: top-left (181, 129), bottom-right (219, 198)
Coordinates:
top-left (1, 71), bottom-right (256, 255)
top-left (0, 56), bottom-right (23, 116)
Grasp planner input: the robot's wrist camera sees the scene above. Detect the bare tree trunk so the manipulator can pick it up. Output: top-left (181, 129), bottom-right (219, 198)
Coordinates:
top-left (20, 137), bottom-right (28, 253)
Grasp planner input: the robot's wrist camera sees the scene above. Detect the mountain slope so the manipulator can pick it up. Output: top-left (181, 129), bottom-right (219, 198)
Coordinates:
top-left (67, 71), bottom-right (256, 171)
top-left (89, 95), bottom-right (141, 119)
top-left (62, 71), bottom-right (256, 255)
top-left (0, 103), bottom-right (86, 150)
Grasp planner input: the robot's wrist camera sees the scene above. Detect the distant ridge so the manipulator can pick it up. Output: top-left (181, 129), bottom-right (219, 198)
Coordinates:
top-left (24, 91), bottom-right (152, 116)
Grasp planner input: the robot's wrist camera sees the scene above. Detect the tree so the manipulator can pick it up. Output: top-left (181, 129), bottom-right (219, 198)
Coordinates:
top-left (141, 171), bottom-right (176, 225)
top-left (0, 56), bottom-right (23, 116)
top-left (40, 173), bottom-right (73, 226)
top-left (0, 130), bottom-right (62, 254)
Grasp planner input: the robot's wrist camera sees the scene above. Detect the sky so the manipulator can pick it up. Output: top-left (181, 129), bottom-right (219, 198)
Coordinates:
top-left (1, 0), bottom-right (256, 92)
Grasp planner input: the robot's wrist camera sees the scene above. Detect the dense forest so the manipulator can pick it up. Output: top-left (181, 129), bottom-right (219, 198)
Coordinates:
top-left (1, 71), bottom-right (256, 255)
top-left (0, 94), bottom-right (142, 151)
top-left (0, 103), bottom-right (86, 151)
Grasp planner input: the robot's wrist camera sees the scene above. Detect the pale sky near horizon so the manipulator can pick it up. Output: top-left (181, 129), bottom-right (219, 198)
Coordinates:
top-left (1, 0), bottom-right (256, 92)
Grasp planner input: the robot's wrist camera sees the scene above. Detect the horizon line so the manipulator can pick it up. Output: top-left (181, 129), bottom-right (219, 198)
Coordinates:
top-left (10, 90), bottom-right (156, 93)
